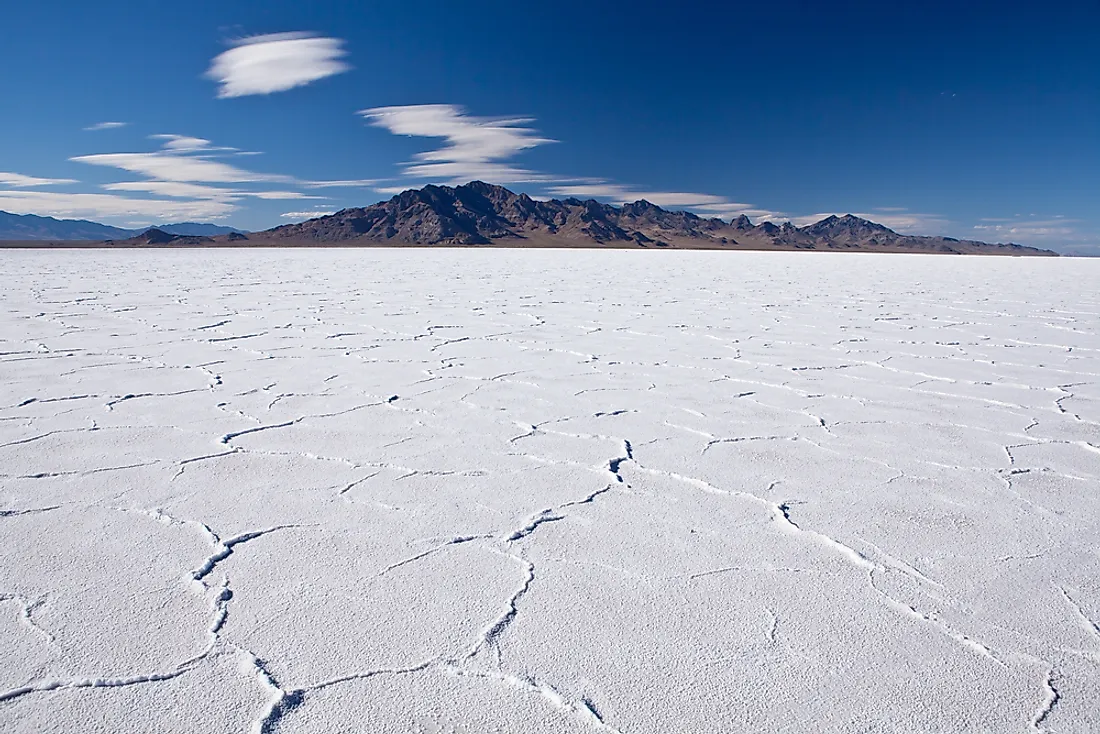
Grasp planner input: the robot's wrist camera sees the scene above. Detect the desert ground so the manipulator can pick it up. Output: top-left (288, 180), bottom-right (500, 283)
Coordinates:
top-left (1, 249), bottom-right (1098, 733)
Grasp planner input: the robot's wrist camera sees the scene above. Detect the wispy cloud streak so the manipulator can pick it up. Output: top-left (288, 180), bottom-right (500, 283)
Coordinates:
top-left (83, 122), bottom-right (128, 131)
top-left (0, 172), bottom-right (78, 188)
top-left (359, 104), bottom-right (555, 184)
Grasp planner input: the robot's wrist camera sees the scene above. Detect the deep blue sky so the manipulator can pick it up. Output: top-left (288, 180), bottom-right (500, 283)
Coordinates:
top-left (1, 0), bottom-right (1097, 252)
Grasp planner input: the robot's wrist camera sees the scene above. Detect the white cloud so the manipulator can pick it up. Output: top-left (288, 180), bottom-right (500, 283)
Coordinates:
top-left (102, 181), bottom-right (240, 199)
top-left (790, 214), bottom-right (831, 227)
top-left (250, 190), bottom-right (325, 200)
top-left (549, 184), bottom-right (723, 208)
top-left (0, 172), bottom-right (78, 188)
top-left (149, 135), bottom-right (223, 153)
top-left (863, 213), bottom-right (949, 232)
top-left (101, 181), bottom-right (319, 201)
top-left (403, 161), bottom-right (551, 182)
top-left (74, 133), bottom-right (294, 184)
top-left (373, 186), bottom-right (414, 195)
top-left (712, 208), bottom-right (789, 222)
top-left (73, 152), bottom-right (292, 184)
top-left (16, 130), bottom-right (372, 224)
top-left (281, 210), bottom-right (335, 219)
top-left (303, 179), bottom-right (378, 188)
top-left (55, 133), bottom-right (359, 221)
top-left (148, 134), bottom-right (260, 156)
top-left (84, 122), bottom-right (128, 131)
top-left (972, 219), bottom-right (1079, 240)
top-left (0, 190), bottom-right (236, 220)
top-left (359, 104), bottom-right (554, 184)
top-left (207, 33), bottom-right (350, 98)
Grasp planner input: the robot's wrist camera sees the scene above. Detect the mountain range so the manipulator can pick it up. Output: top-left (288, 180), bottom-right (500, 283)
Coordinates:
top-left (0, 211), bottom-right (245, 241)
top-left (257, 182), bottom-right (1055, 255)
top-left (2, 183), bottom-right (1056, 255)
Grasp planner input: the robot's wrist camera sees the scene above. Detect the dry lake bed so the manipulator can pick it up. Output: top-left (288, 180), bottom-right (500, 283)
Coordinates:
top-left (1, 249), bottom-right (1099, 733)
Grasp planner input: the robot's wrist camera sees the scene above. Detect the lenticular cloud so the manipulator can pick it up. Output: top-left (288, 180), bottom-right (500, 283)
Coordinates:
top-left (207, 32), bottom-right (350, 98)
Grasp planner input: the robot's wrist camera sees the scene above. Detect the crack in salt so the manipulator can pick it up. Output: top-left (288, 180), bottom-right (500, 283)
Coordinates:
top-left (1029, 668), bottom-right (1060, 733)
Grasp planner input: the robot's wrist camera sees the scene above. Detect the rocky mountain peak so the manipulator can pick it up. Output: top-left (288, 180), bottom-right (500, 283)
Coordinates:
top-left (802, 214), bottom-right (892, 236)
top-left (621, 199), bottom-right (660, 214)
top-left (137, 228), bottom-right (177, 244)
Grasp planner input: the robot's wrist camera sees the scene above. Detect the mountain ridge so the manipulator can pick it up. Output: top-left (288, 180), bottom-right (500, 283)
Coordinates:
top-left (259, 181), bottom-right (1056, 255)
top-left (2, 183), bottom-right (1058, 255)
top-left (0, 211), bottom-right (134, 241)
top-left (0, 211), bottom-right (245, 241)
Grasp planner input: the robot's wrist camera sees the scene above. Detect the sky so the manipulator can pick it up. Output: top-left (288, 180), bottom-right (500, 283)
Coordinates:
top-left (1, 0), bottom-right (1097, 253)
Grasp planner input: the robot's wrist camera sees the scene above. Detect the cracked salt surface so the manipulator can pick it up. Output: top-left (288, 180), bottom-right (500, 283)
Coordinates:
top-left (1, 249), bottom-right (1099, 733)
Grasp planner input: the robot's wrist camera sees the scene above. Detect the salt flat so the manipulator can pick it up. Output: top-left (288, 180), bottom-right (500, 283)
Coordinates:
top-left (1, 249), bottom-right (1098, 733)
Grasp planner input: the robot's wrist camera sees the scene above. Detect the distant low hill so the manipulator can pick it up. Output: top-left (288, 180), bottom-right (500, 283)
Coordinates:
top-left (154, 222), bottom-right (244, 237)
top-left (0, 211), bottom-right (133, 241)
top-left (0, 211), bottom-right (245, 241)
top-left (109, 228), bottom-right (250, 247)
